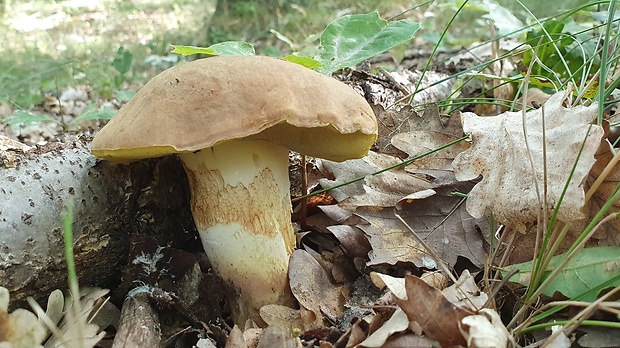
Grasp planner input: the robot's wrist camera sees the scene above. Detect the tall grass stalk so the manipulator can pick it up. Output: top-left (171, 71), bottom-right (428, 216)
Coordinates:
top-left (62, 201), bottom-right (85, 348)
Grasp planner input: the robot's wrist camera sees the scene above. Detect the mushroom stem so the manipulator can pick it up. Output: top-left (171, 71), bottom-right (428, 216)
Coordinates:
top-left (179, 140), bottom-right (295, 325)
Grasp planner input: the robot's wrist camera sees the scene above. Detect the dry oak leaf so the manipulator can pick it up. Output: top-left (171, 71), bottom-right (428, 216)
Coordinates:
top-left (394, 274), bottom-right (472, 347)
top-left (392, 104), bottom-right (470, 173)
top-left (357, 206), bottom-right (438, 268)
top-left (391, 104), bottom-right (470, 187)
top-left (453, 91), bottom-right (604, 232)
top-left (319, 150), bottom-right (433, 209)
top-left (507, 136), bottom-right (620, 263)
top-left (356, 184), bottom-right (488, 268)
top-left (287, 249), bottom-right (345, 322)
top-left (394, 185), bottom-right (489, 267)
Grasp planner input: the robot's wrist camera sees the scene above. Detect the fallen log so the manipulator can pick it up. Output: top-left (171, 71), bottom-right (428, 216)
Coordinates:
top-left (0, 137), bottom-right (198, 304)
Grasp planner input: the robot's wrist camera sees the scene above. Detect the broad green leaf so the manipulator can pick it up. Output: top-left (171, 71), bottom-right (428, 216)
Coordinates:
top-left (506, 246), bottom-right (620, 301)
top-left (171, 41), bottom-right (255, 56)
top-left (113, 47), bottom-right (133, 76)
top-left (2, 110), bottom-right (59, 127)
top-left (72, 104), bottom-right (116, 123)
top-left (282, 55), bottom-right (323, 69)
top-left (315, 12), bottom-right (419, 75)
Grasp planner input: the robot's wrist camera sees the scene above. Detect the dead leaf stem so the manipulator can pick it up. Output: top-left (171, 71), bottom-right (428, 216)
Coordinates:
top-left (394, 212), bottom-right (456, 284)
top-left (299, 154), bottom-right (308, 228)
top-left (564, 285), bottom-right (620, 337)
top-left (585, 145), bottom-right (620, 202)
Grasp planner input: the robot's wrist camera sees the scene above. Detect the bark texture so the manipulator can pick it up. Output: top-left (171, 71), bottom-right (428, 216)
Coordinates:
top-left (112, 290), bottom-right (161, 348)
top-left (0, 139), bottom-right (198, 304)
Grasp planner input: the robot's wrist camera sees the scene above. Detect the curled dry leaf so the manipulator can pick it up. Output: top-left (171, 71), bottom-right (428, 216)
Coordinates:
top-left (0, 287), bottom-right (46, 348)
top-left (259, 305), bottom-right (317, 338)
top-left (545, 325), bottom-right (572, 348)
top-left (442, 270), bottom-right (488, 311)
top-left (453, 91), bottom-right (604, 232)
top-left (507, 135), bottom-right (620, 262)
top-left (40, 287), bottom-right (109, 348)
top-left (319, 151), bottom-right (398, 203)
top-left (357, 308), bottom-right (409, 348)
top-left (344, 319), bottom-right (367, 348)
top-left (394, 271), bottom-right (490, 347)
top-left (370, 272), bottom-right (407, 300)
top-left (391, 104), bottom-right (470, 186)
top-left (420, 271), bottom-right (449, 290)
top-left (459, 308), bottom-right (512, 348)
top-left (287, 249), bottom-right (345, 322)
top-left (318, 205), bottom-right (355, 224)
top-left (256, 325), bottom-right (286, 348)
top-left (326, 225), bottom-right (372, 259)
top-left (395, 274), bottom-right (470, 346)
top-left (319, 151), bottom-right (432, 208)
top-left (515, 88), bottom-right (552, 110)
top-left (225, 325), bottom-right (247, 348)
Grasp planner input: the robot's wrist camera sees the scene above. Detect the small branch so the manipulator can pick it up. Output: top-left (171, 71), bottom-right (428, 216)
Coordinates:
top-left (112, 287), bottom-right (161, 348)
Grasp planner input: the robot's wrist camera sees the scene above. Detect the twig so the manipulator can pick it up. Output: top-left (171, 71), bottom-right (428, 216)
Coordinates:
top-left (112, 287), bottom-right (161, 348)
top-left (299, 155), bottom-right (308, 229)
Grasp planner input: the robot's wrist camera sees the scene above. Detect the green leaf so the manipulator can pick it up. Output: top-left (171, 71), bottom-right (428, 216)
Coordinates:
top-left (314, 12), bottom-right (419, 75)
top-left (113, 47), bottom-right (133, 76)
top-left (171, 41), bottom-right (255, 57)
top-left (506, 246), bottom-right (620, 301)
top-left (71, 104), bottom-right (116, 123)
top-left (282, 55), bottom-right (324, 69)
top-left (2, 110), bottom-right (59, 127)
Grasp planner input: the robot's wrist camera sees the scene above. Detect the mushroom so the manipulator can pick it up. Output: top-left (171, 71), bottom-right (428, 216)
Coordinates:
top-left (91, 55), bottom-right (377, 325)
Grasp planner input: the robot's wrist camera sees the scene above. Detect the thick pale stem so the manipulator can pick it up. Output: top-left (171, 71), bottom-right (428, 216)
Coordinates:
top-left (179, 140), bottom-right (295, 325)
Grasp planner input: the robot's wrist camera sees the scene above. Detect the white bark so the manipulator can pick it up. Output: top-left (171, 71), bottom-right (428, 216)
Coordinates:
top-left (0, 139), bottom-right (196, 304)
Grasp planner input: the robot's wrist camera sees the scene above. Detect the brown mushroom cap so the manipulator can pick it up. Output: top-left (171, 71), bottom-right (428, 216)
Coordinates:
top-left (91, 55), bottom-right (377, 163)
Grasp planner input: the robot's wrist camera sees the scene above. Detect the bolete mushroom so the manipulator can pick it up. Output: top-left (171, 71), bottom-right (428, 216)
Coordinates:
top-left (91, 55), bottom-right (377, 325)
